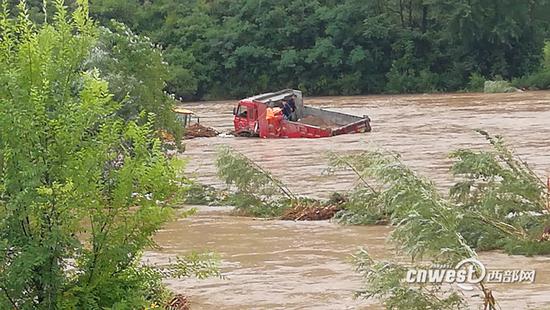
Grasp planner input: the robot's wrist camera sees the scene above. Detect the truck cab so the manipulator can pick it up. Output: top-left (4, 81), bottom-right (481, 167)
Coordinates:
top-left (233, 100), bottom-right (259, 137)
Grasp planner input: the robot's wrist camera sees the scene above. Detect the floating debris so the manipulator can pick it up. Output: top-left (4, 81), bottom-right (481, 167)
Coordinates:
top-left (184, 123), bottom-right (219, 139)
top-left (281, 203), bottom-right (341, 221)
top-left (165, 294), bottom-right (190, 310)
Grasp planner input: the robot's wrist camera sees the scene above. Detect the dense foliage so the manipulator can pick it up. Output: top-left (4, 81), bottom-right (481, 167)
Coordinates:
top-left (89, 21), bottom-right (181, 136)
top-left (450, 131), bottom-right (550, 254)
top-left (0, 1), bottom-right (215, 308)
top-left (331, 131), bottom-right (550, 254)
top-left (329, 132), bottom-right (550, 308)
top-left (216, 146), bottom-right (296, 217)
top-left (328, 153), bottom-right (387, 225)
top-left (354, 249), bottom-right (466, 309)
top-left (215, 147), bottom-right (344, 219)
top-left (513, 41), bottom-right (550, 91)
top-left (89, 0), bottom-right (550, 99)
top-left (16, 0), bottom-right (182, 134)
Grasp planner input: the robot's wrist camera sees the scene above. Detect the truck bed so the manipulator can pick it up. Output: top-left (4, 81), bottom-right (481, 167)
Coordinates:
top-left (297, 115), bottom-right (339, 128)
top-left (284, 105), bottom-right (370, 138)
top-left (294, 106), bottom-right (366, 128)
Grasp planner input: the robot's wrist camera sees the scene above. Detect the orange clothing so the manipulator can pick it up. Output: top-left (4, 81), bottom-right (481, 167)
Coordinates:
top-left (266, 107), bottom-right (283, 136)
top-left (266, 107), bottom-right (282, 120)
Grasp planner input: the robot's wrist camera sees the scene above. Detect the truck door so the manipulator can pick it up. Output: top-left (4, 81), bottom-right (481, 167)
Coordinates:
top-left (234, 104), bottom-right (248, 132)
top-left (247, 106), bottom-right (258, 133)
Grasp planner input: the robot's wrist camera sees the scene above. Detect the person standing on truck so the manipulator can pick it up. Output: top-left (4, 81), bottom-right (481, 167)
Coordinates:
top-left (286, 95), bottom-right (297, 121)
top-left (281, 100), bottom-right (292, 120)
top-left (288, 95), bottom-right (296, 111)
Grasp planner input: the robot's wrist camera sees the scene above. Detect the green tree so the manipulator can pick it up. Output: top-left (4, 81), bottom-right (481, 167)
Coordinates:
top-left (335, 133), bottom-right (550, 309)
top-left (89, 21), bottom-right (180, 135)
top-left (0, 1), bottom-right (183, 308)
top-left (447, 0), bottom-right (548, 80)
top-left (89, 0), bottom-right (550, 98)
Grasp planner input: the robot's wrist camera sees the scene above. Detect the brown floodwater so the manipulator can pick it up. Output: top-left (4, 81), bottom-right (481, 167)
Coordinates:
top-left (147, 91), bottom-right (550, 309)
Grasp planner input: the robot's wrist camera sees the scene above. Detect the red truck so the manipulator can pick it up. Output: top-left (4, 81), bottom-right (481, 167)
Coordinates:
top-left (233, 89), bottom-right (371, 138)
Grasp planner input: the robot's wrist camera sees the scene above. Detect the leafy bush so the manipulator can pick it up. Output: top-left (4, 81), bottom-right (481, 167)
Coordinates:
top-left (332, 131), bottom-right (550, 251)
top-left (215, 147), bottom-right (341, 219)
top-left (89, 21), bottom-right (181, 138)
top-left (344, 149), bottom-right (486, 309)
top-left (345, 131), bottom-right (550, 308)
top-left (513, 69), bottom-right (550, 90)
top-left (216, 146), bottom-right (296, 217)
top-left (544, 41), bottom-right (550, 70)
top-left (0, 2), bottom-right (213, 308)
top-left (327, 153), bottom-right (387, 225)
top-left (332, 189), bottom-right (387, 225)
top-left (228, 195), bottom-right (293, 218)
top-left (483, 80), bottom-right (517, 93)
top-left (354, 250), bottom-right (466, 310)
top-left (183, 181), bottom-right (229, 206)
top-left (385, 66), bottom-right (440, 94)
top-left (467, 72), bottom-right (486, 92)
top-left (166, 252), bottom-right (223, 280)
top-left (511, 41), bottom-right (550, 90)
top-left (450, 130), bottom-right (549, 245)
top-left (500, 239), bottom-right (550, 256)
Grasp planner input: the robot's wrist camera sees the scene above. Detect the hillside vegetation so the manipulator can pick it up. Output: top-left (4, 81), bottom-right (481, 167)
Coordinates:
top-left (87, 0), bottom-right (550, 99)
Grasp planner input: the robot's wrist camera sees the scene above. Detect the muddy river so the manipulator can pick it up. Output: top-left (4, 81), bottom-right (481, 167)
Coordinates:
top-left (147, 91), bottom-right (550, 309)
